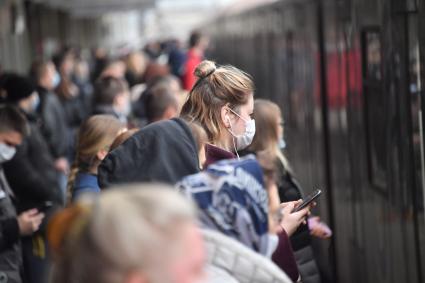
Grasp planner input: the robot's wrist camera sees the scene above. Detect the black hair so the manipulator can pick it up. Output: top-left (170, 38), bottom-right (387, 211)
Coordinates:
top-left (0, 104), bottom-right (29, 136)
top-left (189, 31), bottom-right (202, 48)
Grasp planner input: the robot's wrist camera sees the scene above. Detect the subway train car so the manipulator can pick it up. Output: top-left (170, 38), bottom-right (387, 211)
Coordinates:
top-left (204, 0), bottom-right (425, 282)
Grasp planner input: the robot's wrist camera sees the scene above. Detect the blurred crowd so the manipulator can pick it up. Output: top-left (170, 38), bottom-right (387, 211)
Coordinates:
top-left (0, 30), bottom-right (332, 283)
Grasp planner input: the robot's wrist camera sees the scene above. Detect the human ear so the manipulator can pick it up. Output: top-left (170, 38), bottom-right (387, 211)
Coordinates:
top-left (220, 105), bottom-right (231, 128)
top-left (96, 149), bottom-right (109, 161)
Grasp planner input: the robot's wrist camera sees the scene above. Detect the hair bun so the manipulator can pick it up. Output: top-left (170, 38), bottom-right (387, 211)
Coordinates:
top-left (194, 60), bottom-right (216, 79)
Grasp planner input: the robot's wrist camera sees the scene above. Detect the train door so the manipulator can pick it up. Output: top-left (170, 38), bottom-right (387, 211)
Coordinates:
top-left (387, 0), bottom-right (424, 281)
top-left (413, 0), bottom-right (425, 278)
top-left (322, 0), bottom-right (424, 281)
top-left (351, 0), bottom-right (423, 281)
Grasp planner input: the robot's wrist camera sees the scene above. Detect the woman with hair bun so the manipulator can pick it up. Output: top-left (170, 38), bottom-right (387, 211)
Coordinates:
top-left (181, 60), bottom-right (255, 167)
top-left (181, 60), bottom-right (311, 281)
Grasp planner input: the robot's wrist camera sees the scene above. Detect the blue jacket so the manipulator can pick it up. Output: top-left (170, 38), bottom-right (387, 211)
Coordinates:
top-left (72, 172), bottom-right (100, 201)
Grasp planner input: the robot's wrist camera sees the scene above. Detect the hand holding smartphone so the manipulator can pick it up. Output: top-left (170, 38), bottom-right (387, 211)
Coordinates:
top-left (292, 189), bottom-right (322, 213)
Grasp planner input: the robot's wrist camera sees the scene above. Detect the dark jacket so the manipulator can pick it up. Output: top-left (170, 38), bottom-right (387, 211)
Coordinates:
top-left (72, 172), bottom-right (100, 202)
top-left (277, 165), bottom-right (311, 250)
top-left (59, 95), bottom-right (86, 130)
top-left (36, 86), bottom-right (69, 159)
top-left (3, 113), bottom-right (62, 212)
top-left (0, 168), bottom-right (22, 283)
top-left (277, 164), bottom-right (321, 283)
top-left (98, 118), bottom-right (199, 187)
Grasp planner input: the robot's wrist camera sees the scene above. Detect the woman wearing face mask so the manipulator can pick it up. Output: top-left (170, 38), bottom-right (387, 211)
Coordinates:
top-left (67, 115), bottom-right (125, 203)
top-left (180, 61), bottom-right (311, 280)
top-left (180, 60), bottom-right (255, 167)
top-left (245, 99), bottom-right (332, 283)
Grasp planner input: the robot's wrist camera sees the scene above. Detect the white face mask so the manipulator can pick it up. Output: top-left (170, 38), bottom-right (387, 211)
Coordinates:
top-left (120, 99), bottom-right (131, 117)
top-left (227, 108), bottom-right (256, 152)
top-left (0, 143), bottom-right (16, 163)
top-left (278, 137), bottom-right (286, 149)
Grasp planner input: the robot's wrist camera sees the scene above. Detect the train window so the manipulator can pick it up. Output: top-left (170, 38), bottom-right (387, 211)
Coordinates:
top-left (361, 27), bottom-right (387, 189)
top-left (365, 31), bottom-right (382, 81)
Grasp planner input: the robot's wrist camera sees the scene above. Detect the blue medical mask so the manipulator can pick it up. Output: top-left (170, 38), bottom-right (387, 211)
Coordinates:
top-left (52, 72), bottom-right (61, 89)
top-left (278, 137), bottom-right (286, 149)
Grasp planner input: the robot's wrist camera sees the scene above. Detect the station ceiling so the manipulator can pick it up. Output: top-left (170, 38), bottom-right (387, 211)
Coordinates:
top-left (31, 0), bottom-right (156, 17)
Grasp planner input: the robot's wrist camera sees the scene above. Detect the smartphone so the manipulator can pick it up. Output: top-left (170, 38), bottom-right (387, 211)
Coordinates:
top-left (292, 189), bottom-right (322, 213)
top-left (36, 201), bottom-right (53, 212)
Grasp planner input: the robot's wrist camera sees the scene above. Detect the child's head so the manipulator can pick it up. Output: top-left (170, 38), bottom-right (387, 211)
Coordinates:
top-left (67, 115), bottom-right (125, 200)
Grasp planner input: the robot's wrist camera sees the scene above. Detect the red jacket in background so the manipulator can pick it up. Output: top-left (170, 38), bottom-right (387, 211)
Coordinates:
top-left (182, 49), bottom-right (202, 91)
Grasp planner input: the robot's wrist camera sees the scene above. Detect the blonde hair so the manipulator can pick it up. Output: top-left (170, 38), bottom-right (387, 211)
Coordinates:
top-left (248, 99), bottom-right (291, 173)
top-left (67, 115), bottom-right (124, 202)
top-left (126, 51), bottom-right (147, 76)
top-left (49, 184), bottom-right (197, 283)
top-left (180, 60), bottom-right (254, 143)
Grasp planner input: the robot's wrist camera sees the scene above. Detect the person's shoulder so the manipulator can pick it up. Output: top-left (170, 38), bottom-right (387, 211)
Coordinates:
top-left (43, 91), bottom-right (61, 107)
top-left (203, 229), bottom-right (292, 283)
top-left (74, 173), bottom-right (99, 191)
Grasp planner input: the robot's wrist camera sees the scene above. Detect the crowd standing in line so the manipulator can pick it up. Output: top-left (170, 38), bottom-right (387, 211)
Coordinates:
top-left (0, 30), bottom-right (332, 283)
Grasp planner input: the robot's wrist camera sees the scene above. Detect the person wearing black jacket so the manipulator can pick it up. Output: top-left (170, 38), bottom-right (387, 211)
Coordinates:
top-left (0, 105), bottom-right (45, 283)
top-left (2, 74), bottom-right (63, 209)
top-left (30, 60), bottom-right (71, 202)
top-left (98, 118), bottom-right (200, 188)
top-left (1, 74), bottom-right (62, 283)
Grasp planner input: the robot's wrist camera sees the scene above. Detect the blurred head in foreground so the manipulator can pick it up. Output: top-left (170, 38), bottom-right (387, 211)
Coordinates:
top-left (48, 184), bottom-right (206, 283)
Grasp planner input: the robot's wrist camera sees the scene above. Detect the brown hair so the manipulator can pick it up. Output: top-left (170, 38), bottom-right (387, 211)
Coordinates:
top-left (67, 115), bottom-right (124, 202)
top-left (248, 99), bottom-right (292, 173)
top-left (180, 60), bottom-right (254, 143)
top-left (126, 51), bottom-right (147, 77)
top-left (29, 60), bottom-right (50, 84)
top-left (94, 76), bottom-right (128, 105)
top-left (249, 99), bottom-right (281, 152)
top-left (109, 128), bottom-right (139, 152)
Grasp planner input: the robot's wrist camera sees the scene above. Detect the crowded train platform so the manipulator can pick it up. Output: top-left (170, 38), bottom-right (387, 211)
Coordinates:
top-left (0, 0), bottom-right (425, 282)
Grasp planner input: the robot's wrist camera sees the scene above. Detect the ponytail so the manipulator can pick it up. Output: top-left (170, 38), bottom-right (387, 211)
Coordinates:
top-left (66, 158), bottom-right (80, 205)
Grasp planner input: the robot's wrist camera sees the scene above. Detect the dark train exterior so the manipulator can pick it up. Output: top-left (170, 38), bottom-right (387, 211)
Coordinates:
top-left (205, 0), bottom-right (425, 282)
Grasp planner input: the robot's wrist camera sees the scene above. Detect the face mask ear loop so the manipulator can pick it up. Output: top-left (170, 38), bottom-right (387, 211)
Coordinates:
top-left (228, 117), bottom-right (240, 160)
top-left (232, 135), bottom-right (240, 160)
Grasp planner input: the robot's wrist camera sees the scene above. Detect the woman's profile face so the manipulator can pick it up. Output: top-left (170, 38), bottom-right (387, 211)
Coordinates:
top-left (226, 94), bottom-right (254, 136)
top-left (276, 115), bottom-right (284, 141)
